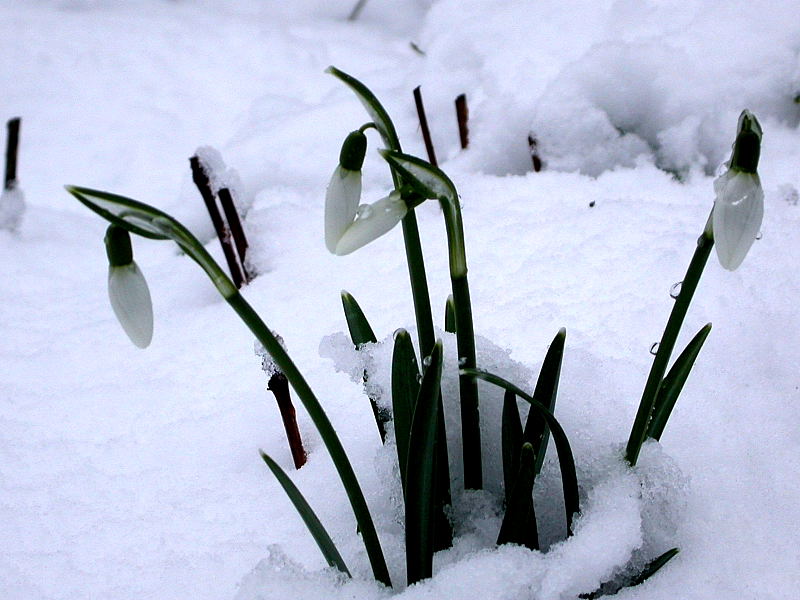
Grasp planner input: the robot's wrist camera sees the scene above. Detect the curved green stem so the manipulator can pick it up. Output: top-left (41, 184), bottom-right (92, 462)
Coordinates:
top-left (625, 228), bottom-right (713, 465)
top-left (227, 292), bottom-right (392, 587)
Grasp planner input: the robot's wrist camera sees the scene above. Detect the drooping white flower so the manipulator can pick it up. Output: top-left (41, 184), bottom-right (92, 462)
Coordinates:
top-left (105, 225), bottom-right (153, 348)
top-left (711, 110), bottom-right (763, 271)
top-left (108, 262), bottom-right (154, 348)
top-left (325, 129), bottom-right (407, 255)
top-left (712, 169), bottom-right (763, 271)
top-left (325, 165), bottom-right (362, 253)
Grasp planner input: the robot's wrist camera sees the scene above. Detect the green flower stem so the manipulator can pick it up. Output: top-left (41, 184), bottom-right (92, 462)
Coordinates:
top-left (400, 210), bottom-right (436, 357)
top-left (625, 228), bottom-right (713, 466)
top-left (451, 274), bottom-right (482, 489)
top-left (226, 291), bottom-right (392, 587)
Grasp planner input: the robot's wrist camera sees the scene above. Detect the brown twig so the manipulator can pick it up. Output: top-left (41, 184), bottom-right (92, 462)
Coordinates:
top-left (5, 117), bottom-right (20, 190)
top-left (413, 86), bottom-right (438, 166)
top-left (267, 372), bottom-right (307, 469)
top-left (218, 187), bottom-right (251, 283)
top-left (189, 155), bottom-right (245, 288)
top-left (527, 134), bottom-right (543, 172)
top-left (455, 94), bottom-right (469, 150)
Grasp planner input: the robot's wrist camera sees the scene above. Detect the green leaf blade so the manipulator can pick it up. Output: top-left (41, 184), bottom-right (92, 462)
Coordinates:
top-left (463, 367), bottom-right (580, 535)
top-left (405, 340), bottom-right (444, 585)
top-left (259, 450), bottom-right (351, 577)
top-left (497, 442), bottom-right (539, 550)
top-left (524, 328), bottom-right (566, 475)
top-left (341, 290), bottom-right (378, 345)
top-left (391, 329), bottom-right (419, 496)
top-left (648, 324), bottom-right (711, 440)
top-left (501, 390), bottom-right (523, 503)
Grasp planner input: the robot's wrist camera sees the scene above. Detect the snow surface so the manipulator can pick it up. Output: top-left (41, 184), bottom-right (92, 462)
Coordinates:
top-left (1, 1), bottom-right (799, 599)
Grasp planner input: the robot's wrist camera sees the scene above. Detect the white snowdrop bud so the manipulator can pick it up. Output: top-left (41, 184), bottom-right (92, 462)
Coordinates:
top-left (105, 226), bottom-right (153, 348)
top-left (325, 130), bottom-right (406, 255)
top-left (712, 110), bottom-right (763, 271)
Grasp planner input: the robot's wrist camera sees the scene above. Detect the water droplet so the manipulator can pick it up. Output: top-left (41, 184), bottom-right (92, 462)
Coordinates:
top-left (355, 204), bottom-right (373, 219)
top-left (458, 356), bottom-right (468, 367)
top-left (649, 342), bottom-right (660, 356)
top-left (669, 281), bottom-right (682, 299)
top-left (415, 373), bottom-right (423, 383)
top-left (422, 356), bottom-right (432, 367)
top-left (755, 231), bottom-right (763, 240)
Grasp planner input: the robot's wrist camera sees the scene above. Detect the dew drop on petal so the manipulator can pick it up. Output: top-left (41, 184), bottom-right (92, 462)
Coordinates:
top-left (355, 204), bottom-right (373, 219)
top-left (650, 342), bottom-right (660, 356)
top-left (755, 231), bottom-right (763, 240)
top-left (669, 281), bottom-right (682, 299)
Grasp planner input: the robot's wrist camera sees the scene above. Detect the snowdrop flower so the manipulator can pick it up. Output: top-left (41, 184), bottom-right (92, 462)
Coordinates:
top-left (325, 130), bottom-right (407, 255)
top-left (105, 225), bottom-right (153, 348)
top-left (712, 110), bottom-right (763, 271)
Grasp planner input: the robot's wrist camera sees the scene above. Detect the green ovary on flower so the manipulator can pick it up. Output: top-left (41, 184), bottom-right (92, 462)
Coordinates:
top-left (712, 168), bottom-right (763, 271)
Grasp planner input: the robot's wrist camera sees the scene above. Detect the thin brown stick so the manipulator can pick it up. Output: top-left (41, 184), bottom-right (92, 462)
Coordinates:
top-left (455, 94), bottom-right (469, 150)
top-left (218, 187), bottom-right (251, 283)
top-left (527, 135), bottom-right (543, 172)
top-left (413, 86), bottom-right (438, 166)
top-left (268, 372), bottom-right (307, 469)
top-left (5, 117), bottom-right (20, 190)
top-left (189, 155), bottom-right (245, 289)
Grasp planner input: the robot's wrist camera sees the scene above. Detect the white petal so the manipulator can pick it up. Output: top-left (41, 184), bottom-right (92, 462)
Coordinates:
top-left (108, 262), bottom-right (154, 348)
top-left (325, 166), bottom-right (361, 253)
top-left (712, 170), bottom-right (764, 271)
top-left (334, 193), bottom-right (407, 255)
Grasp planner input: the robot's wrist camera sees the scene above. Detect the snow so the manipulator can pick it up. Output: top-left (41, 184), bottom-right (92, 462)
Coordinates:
top-left (2, 1), bottom-right (800, 599)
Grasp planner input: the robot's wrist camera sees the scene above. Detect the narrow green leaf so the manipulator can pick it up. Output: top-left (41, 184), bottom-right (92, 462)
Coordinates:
top-left (391, 329), bottom-right (419, 496)
top-left (579, 548), bottom-right (679, 599)
top-left (341, 290), bottom-right (378, 345)
top-left (462, 368), bottom-right (580, 534)
top-left (259, 450), bottom-right (351, 577)
top-left (497, 442), bottom-right (539, 550)
top-left (630, 547), bottom-right (680, 587)
top-left (648, 324), bottom-right (711, 441)
top-left (524, 328), bottom-right (566, 475)
top-left (405, 340), bottom-right (443, 585)
top-left (502, 390), bottom-right (523, 503)
top-left (342, 290), bottom-right (388, 442)
top-left (444, 294), bottom-right (456, 333)
top-left (326, 66), bottom-right (401, 152)
top-left (229, 295), bottom-right (391, 587)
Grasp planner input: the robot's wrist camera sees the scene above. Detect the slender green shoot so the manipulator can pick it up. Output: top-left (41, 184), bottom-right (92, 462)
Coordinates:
top-left (463, 368), bottom-right (579, 534)
top-left (648, 324), bottom-right (712, 440)
top-left (391, 329), bottom-right (419, 496)
top-left (259, 450), bottom-right (351, 576)
top-left (405, 340), bottom-right (443, 585)
top-left (525, 328), bottom-right (566, 475)
top-left (381, 149), bottom-right (482, 490)
top-left (626, 229), bottom-right (713, 466)
top-left (501, 390), bottom-right (523, 504)
top-left (580, 547), bottom-right (680, 599)
top-left (341, 290), bottom-right (378, 345)
top-left (444, 294), bottom-right (457, 333)
top-left (341, 290), bottom-right (388, 441)
top-left (496, 442), bottom-right (539, 550)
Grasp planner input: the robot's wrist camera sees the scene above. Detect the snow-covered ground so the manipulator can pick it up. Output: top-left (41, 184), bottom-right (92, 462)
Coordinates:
top-left (1, 1), bottom-right (799, 599)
